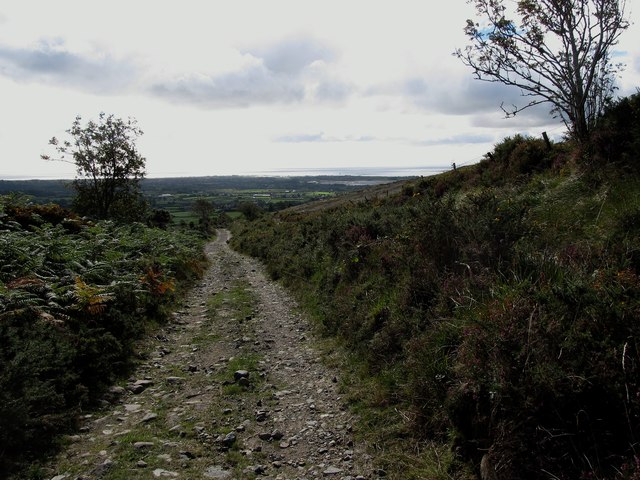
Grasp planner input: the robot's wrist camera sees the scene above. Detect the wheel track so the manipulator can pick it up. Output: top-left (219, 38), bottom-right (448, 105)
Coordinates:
top-left (45, 230), bottom-right (374, 480)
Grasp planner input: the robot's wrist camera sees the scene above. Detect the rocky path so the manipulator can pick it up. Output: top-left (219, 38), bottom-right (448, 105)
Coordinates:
top-left (46, 230), bottom-right (374, 480)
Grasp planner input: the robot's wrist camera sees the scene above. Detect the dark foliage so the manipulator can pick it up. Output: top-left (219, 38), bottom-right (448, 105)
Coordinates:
top-left (588, 91), bottom-right (640, 167)
top-left (0, 198), bottom-right (206, 476)
top-left (231, 97), bottom-right (640, 478)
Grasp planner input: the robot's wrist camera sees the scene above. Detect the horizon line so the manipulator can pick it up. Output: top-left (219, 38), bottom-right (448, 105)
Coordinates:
top-left (0, 165), bottom-right (452, 181)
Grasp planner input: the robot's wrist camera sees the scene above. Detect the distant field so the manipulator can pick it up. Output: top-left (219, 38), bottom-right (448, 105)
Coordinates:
top-left (0, 175), bottom-right (411, 221)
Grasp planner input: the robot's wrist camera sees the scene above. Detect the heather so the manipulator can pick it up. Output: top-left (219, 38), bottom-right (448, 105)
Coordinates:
top-left (230, 94), bottom-right (640, 478)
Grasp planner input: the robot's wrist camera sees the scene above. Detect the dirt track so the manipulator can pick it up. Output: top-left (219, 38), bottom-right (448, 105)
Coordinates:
top-left (45, 230), bottom-right (374, 480)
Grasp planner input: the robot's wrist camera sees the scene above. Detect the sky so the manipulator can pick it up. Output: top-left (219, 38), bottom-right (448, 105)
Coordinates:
top-left (0, 1), bottom-right (639, 179)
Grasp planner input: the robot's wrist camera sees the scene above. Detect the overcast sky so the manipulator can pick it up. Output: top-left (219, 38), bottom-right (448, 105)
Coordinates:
top-left (1, 1), bottom-right (639, 179)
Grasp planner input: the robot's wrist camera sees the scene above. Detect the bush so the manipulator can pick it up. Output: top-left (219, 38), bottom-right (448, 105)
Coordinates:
top-left (588, 92), bottom-right (640, 167)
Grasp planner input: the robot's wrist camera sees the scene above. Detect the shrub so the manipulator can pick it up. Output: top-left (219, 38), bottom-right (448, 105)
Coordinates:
top-left (588, 92), bottom-right (640, 167)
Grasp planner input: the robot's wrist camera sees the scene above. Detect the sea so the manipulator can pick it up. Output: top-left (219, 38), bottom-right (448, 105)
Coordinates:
top-left (1, 165), bottom-right (451, 181)
top-left (244, 165), bottom-right (449, 177)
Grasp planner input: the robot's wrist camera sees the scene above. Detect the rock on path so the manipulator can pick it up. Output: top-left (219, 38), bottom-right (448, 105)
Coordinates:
top-left (45, 229), bottom-right (374, 480)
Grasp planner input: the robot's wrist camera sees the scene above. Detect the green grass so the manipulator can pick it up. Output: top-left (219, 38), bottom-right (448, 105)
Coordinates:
top-left (206, 280), bottom-right (255, 321)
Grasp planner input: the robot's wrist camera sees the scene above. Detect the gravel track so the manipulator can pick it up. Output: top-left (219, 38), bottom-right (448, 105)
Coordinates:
top-left (45, 230), bottom-right (374, 480)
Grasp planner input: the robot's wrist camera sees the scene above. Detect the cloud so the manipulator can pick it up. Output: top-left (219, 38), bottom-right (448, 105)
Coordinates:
top-left (414, 133), bottom-right (495, 146)
top-left (365, 73), bottom-right (560, 127)
top-left (408, 77), bottom-right (528, 115)
top-left (274, 132), bottom-right (375, 143)
top-left (470, 102), bottom-right (561, 129)
top-left (149, 66), bottom-right (353, 109)
top-left (149, 62), bottom-right (306, 108)
top-left (0, 39), bottom-right (136, 93)
top-left (365, 75), bottom-right (514, 115)
top-left (312, 79), bottom-right (354, 103)
top-left (246, 36), bottom-right (337, 75)
top-left (274, 132), bottom-right (325, 143)
top-left (150, 35), bottom-right (352, 108)
top-left (0, 34), bottom-right (349, 109)
top-left (273, 132), bottom-right (494, 147)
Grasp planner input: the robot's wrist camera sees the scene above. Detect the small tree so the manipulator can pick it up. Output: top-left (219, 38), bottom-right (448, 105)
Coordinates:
top-left (147, 209), bottom-right (172, 229)
top-left (456, 0), bottom-right (629, 143)
top-left (192, 199), bottom-right (216, 233)
top-left (238, 201), bottom-right (264, 221)
top-left (42, 113), bottom-right (147, 221)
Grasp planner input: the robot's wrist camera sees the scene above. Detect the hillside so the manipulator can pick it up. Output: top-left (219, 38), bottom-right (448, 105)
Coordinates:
top-left (283, 179), bottom-right (412, 215)
top-left (230, 94), bottom-right (640, 479)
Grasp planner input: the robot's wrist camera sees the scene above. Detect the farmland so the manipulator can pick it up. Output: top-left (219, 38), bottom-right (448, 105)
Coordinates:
top-left (0, 175), bottom-right (408, 224)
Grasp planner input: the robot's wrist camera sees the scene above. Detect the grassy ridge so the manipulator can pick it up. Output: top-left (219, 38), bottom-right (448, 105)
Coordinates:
top-left (230, 95), bottom-right (640, 479)
top-left (0, 200), bottom-right (207, 477)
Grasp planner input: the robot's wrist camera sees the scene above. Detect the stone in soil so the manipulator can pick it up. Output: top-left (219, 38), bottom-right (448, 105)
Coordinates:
top-left (222, 432), bottom-right (237, 447)
top-left (204, 465), bottom-right (233, 478)
top-left (323, 466), bottom-right (344, 476)
top-left (127, 379), bottom-right (153, 394)
top-left (133, 441), bottom-right (154, 449)
top-left (152, 468), bottom-right (179, 478)
top-left (141, 412), bottom-right (158, 423)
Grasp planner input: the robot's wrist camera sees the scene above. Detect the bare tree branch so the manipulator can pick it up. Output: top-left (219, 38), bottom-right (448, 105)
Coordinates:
top-left (455, 0), bottom-right (629, 142)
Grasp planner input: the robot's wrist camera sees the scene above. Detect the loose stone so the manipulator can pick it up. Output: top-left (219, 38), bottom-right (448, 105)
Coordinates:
top-left (108, 385), bottom-right (126, 396)
top-left (255, 410), bottom-right (268, 422)
top-left (152, 468), bottom-right (179, 478)
top-left (204, 466), bottom-right (232, 479)
top-left (323, 466), bottom-right (343, 476)
top-left (134, 441), bottom-right (154, 449)
top-left (141, 412), bottom-right (158, 423)
top-left (166, 376), bottom-right (185, 384)
top-left (90, 459), bottom-right (114, 477)
top-left (222, 432), bottom-right (237, 447)
top-left (128, 379), bottom-right (153, 394)
top-left (234, 370), bottom-right (249, 380)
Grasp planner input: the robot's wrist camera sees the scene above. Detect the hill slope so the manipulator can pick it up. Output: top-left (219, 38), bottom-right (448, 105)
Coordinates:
top-left (230, 94), bottom-right (640, 479)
